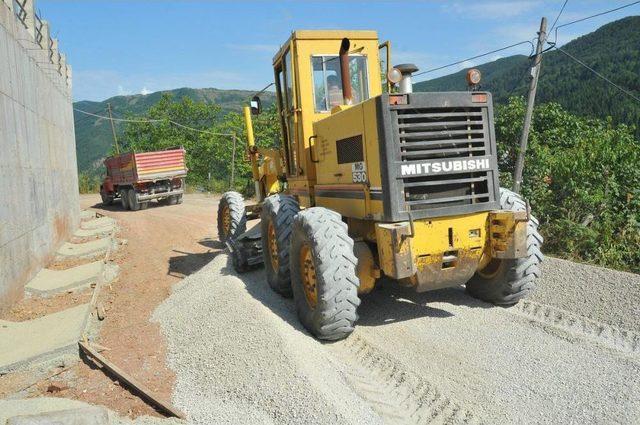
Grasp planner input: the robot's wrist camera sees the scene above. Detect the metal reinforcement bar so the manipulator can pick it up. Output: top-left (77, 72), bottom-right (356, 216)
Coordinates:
top-left (78, 341), bottom-right (185, 419)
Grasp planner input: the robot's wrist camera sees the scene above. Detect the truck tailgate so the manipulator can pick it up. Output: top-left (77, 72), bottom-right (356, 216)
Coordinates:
top-left (134, 149), bottom-right (187, 181)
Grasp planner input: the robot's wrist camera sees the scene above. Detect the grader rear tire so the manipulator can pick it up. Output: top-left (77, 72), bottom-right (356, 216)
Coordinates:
top-left (260, 194), bottom-right (300, 297)
top-left (466, 188), bottom-right (544, 304)
top-left (217, 191), bottom-right (246, 243)
top-left (290, 207), bottom-right (360, 340)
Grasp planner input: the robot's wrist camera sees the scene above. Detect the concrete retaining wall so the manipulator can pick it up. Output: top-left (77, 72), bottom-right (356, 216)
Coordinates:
top-left (0, 1), bottom-right (78, 311)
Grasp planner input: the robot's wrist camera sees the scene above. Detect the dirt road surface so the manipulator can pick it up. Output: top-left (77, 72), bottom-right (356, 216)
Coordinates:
top-left (0, 193), bottom-right (224, 418)
top-left (5, 194), bottom-right (638, 423)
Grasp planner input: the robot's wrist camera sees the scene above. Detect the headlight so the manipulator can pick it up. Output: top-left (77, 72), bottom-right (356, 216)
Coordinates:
top-left (387, 67), bottom-right (403, 84)
top-left (466, 68), bottom-right (482, 86)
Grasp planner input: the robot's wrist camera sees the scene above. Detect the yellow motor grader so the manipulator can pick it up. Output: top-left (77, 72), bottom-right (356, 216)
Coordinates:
top-left (217, 30), bottom-right (543, 340)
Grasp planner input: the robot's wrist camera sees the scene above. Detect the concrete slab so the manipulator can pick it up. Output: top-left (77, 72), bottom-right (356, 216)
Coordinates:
top-left (80, 210), bottom-right (96, 221)
top-left (81, 217), bottom-right (115, 230)
top-left (0, 303), bottom-right (90, 373)
top-left (0, 398), bottom-right (178, 425)
top-left (74, 225), bottom-right (115, 238)
top-left (56, 238), bottom-right (114, 259)
top-left (25, 261), bottom-right (104, 296)
top-left (7, 406), bottom-right (109, 425)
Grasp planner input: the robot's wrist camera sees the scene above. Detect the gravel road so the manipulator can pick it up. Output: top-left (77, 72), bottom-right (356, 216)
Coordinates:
top-left (154, 247), bottom-right (640, 424)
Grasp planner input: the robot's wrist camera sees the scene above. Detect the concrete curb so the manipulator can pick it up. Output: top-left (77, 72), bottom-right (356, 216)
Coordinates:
top-left (81, 217), bottom-right (116, 230)
top-left (0, 215), bottom-right (120, 375)
top-left (25, 261), bottom-right (119, 297)
top-left (0, 303), bottom-right (91, 374)
top-left (55, 238), bottom-right (117, 260)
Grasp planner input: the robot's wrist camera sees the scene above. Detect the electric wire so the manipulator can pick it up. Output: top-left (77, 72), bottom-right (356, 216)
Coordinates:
top-left (549, 0), bottom-right (569, 34)
top-left (554, 46), bottom-right (640, 104)
top-left (413, 40), bottom-right (535, 78)
top-left (550, 0), bottom-right (640, 45)
top-left (73, 107), bottom-right (237, 137)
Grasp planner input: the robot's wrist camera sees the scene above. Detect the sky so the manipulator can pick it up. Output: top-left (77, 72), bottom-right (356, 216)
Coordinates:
top-left (35, 0), bottom-right (640, 102)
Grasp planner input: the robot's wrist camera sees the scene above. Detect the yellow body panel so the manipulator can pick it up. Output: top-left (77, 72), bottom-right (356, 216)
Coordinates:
top-left (272, 30), bottom-right (383, 196)
top-left (312, 98), bottom-right (383, 219)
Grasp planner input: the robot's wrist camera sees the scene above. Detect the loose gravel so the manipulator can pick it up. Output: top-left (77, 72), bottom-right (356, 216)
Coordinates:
top-left (152, 254), bottom-right (379, 425)
top-left (532, 257), bottom-right (640, 332)
top-left (154, 253), bottom-right (640, 424)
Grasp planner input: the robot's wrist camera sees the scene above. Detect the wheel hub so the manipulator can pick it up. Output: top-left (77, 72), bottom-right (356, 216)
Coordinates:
top-left (477, 258), bottom-right (502, 279)
top-left (221, 205), bottom-right (232, 237)
top-left (300, 244), bottom-right (318, 309)
top-left (267, 221), bottom-right (279, 270)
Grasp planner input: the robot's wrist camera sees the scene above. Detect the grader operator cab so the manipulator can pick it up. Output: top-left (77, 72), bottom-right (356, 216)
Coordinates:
top-left (217, 30), bottom-right (543, 340)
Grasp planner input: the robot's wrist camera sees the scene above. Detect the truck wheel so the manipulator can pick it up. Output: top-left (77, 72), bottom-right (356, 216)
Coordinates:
top-left (100, 187), bottom-right (113, 206)
top-left (217, 192), bottom-right (247, 243)
top-left (128, 189), bottom-right (140, 211)
top-left (260, 194), bottom-right (299, 297)
top-left (290, 207), bottom-right (360, 340)
top-left (466, 188), bottom-right (544, 305)
top-left (120, 189), bottom-right (130, 210)
top-left (167, 196), bottom-right (178, 205)
top-left (175, 194), bottom-right (183, 204)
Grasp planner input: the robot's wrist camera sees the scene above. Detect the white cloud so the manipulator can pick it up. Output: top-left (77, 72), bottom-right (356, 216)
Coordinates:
top-left (459, 60), bottom-right (478, 70)
top-left (117, 85), bottom-right (131, 96)
top-left (445, 1), bottom-right (536, 19)
top-left (140, 87), bottom-right (151, 95)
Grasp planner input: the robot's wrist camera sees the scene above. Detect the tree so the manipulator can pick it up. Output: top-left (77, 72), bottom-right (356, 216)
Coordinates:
top-left (122, 93), bottom-right (280, 194)
top-left (495, 97), bottom-right (640, 272)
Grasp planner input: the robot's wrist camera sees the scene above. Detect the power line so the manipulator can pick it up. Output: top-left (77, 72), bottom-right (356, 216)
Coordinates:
top-left (73, 107), bottom-right (237, 137)
top-left (554, 46), bottom-right (640, 104)
top-left (413, 40), bottom-right (535, 78)
top-left (73, 108), bottom-right (162, 123)
top-left (549, 0), bottom-right (569, 34)
top-left (550, 0), bottom-right (640, 45)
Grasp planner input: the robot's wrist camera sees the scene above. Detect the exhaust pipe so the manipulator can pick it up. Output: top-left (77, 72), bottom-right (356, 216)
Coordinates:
top-left (339, 38), bottom-right (353, 105)
top-left (395, 64), bottom-right (419, 94)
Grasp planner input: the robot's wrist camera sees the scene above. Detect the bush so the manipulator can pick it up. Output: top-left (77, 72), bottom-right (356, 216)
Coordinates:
top-left (78, 172), bottom-right (101, 194)
top-left (495, 97), bottom-right (640, 272)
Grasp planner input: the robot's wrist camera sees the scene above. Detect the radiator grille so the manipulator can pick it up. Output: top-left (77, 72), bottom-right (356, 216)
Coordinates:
top-left (396, 106), bottom-right (492, 211)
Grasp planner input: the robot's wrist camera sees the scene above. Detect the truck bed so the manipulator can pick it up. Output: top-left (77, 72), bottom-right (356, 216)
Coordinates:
top-left (105, 148), bottom-right (187, 185)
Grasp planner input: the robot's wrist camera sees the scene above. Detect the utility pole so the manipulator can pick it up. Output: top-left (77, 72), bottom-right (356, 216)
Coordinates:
top-left (513, 16), bottom-right (547, 193)
top-left (107, 103), bottom-right (120, 154)
top-left (229, 132), bottom-right (237, 190)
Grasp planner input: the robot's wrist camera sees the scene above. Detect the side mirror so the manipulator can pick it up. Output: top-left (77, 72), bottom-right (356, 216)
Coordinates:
top-left (250, 96), bottom-right (262, 115)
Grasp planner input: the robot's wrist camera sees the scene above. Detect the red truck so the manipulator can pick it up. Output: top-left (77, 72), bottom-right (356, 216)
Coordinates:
top-left (99, 148), bottom-right (187, 210)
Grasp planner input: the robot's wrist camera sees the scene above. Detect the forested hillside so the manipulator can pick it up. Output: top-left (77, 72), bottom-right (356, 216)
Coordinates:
top-left (74, 88), bottom-right (275, 175)
top-left (415, 16), bottom-right (640, 134)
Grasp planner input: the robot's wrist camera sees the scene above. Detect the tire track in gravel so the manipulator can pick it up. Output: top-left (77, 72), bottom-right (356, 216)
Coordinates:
top-left (508, 300), bottom-right (640, 356)
top-left (329, 335), bottom-right (484, 425)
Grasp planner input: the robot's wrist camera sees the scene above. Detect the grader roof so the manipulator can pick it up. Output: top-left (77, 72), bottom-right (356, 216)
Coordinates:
top-left (272, 29), bottom-right (379, 63)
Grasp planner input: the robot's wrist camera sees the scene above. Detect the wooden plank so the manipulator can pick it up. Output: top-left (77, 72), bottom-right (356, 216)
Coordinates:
top-left (78, 341), bottom-right (185, 419)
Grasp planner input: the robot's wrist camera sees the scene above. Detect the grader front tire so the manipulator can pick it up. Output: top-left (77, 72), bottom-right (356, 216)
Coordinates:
top-left (260, 194), bottom-right (300, 297)
top-left (217, 191), bottom-right (247, 243)
top-left (290, 207), bottom-right (360, 341)
top-left (466, 188), bottom-right (544, 304)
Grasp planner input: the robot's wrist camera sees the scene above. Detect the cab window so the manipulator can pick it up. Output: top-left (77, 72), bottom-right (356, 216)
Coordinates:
top-left (312, 55), bottom-right (369, 112)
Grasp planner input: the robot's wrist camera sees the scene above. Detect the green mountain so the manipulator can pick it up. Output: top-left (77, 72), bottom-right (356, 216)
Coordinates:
top-left (74, 87), bottom-right (275, 175)
top-left (415, 16), bottom-right (640, 134)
